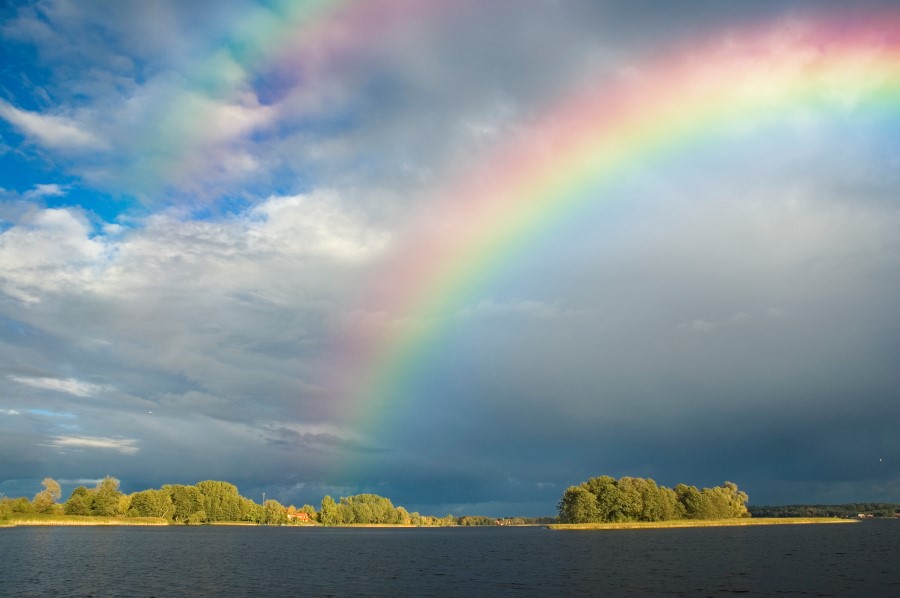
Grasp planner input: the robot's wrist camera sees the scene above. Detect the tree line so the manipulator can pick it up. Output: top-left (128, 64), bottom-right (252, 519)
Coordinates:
top-left (0, 477), bottom-right (292, 524)
top-left (749, 503), bottom-right (900, 518)
top-left (3, 475), bottom-right (754, 526)
top-left (1, 477), bottom-right (469, 526)
top-left (318, 493), bottom-right (459, 526)
top-left (557, 476), bottom-right (750, 523)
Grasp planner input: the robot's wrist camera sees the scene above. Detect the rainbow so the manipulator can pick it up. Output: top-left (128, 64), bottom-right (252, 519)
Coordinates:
top-left (326, 11), bottom-right (900, 446)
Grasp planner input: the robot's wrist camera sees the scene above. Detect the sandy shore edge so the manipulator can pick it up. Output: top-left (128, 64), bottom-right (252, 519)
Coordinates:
top-left (547, 517), bottom-right (857, 530)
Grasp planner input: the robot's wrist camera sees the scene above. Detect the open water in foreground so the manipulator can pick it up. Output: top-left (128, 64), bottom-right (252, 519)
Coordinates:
top-left (1, 520), bottom-right (898, 597)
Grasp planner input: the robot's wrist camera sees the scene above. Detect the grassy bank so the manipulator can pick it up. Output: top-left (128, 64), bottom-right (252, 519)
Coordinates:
top-left (548, 517), bottom-right (856, 530)
top-left (2, 514), bottom-right (168, 527)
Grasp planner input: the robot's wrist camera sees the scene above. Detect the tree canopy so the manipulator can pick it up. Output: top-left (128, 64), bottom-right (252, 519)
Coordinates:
top-left (558, 476), bottom-right (749, 523)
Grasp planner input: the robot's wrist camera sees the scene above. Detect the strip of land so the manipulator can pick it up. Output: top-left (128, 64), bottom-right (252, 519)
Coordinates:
top-left (2, 514), bottom-right (167, 527)
top-left (547, 517), bottom-right (857, 530)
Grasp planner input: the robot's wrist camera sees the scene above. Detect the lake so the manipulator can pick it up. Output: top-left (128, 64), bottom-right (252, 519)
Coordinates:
top-left (1, 520), bottom-right (898, 596)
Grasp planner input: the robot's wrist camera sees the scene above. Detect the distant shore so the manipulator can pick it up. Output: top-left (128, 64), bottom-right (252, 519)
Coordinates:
top-left (547, 517), bottom-right (857, 530)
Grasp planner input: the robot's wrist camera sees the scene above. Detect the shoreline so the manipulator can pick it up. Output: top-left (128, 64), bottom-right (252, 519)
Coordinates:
top-left (3, 517), bottom-right (865, 530)
top-left (1, 516), bottom-right (168, 527)
top-left (547, 517), bottom-right (857, 530)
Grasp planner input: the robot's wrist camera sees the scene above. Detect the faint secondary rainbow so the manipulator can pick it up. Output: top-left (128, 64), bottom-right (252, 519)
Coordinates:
top-left (138, 0), bottom-right (472, 196)
top-left (329, 13), bottom-right (900, 443)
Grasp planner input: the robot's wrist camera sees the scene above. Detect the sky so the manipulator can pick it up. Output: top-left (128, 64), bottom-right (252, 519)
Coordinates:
top-left (0, 0), bottom-right (898, 517)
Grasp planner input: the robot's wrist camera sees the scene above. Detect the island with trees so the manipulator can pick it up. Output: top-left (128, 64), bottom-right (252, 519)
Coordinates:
top-left (1, 476), bottom-right (494, 527)
top-left (556, 476), bottom-right (750, 523)
top-left (551, 475), bottom-right (862, 529)
top-left (2, 475), bottom-right (882, 528)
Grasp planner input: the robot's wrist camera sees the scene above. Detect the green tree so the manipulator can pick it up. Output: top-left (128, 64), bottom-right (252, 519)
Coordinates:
top-left (164, 484), bottom-right (206, 523)
top-left (239, 496), bottom-right (262, 523)
top-left (583, 476), bottom-right (622, 522)
top-left (675, 484), bottom-right (703, 519)
top-left (338, 502), bottom-right (354, 524)
top-left (64, 486), bottom-right (93, 515)
top-left (319, 495), bottom-right (340, 526)
top-left (264, 499), bottom-right (287, 525)
top-left (657, 486), bottom-right (681, 520)
top-left (128, 489), bottom-right (173, 518)
top-left (697, 482), bottom-right (750, 519)
top-left (558, 485), bottom-right (600, 523)
top-left (196, 481), bottom-right (241, 522)
top-left (340, 494), bottom-right (399, 524)
top-left (559, 476), bottom-right (751, 523)
top-left (722, 481), bottom-right (750, 518)
top-left (92, 476), bottom-right (124, 516)
top-left (635, 478), bottom-right (663, 521)
top-left (395, 506), bottom-right (411, 525)
top-left (616, 477), bottom-right (644, 521)
top-left (187, 510), bottom-right (206, 525)
top-left (32, 478), bottom-right (62, 513)
top-left (8, 496), bottom-right (33, 514)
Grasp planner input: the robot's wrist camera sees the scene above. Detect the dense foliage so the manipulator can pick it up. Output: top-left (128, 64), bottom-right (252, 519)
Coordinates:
top-left (0, 477), bottom-right (277, 525)
top-left (318, 493), bottom-right (456, 526)
top-left (2, 478), bottom-right (470, 526)
top-left (749, 503), bottom-right (900, 518)
top-left (557, 476), bottom-right (749, 523)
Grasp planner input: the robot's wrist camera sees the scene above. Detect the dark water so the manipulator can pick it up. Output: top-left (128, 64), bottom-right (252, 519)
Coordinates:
top-left (1, 521), bottom-right (898, 597)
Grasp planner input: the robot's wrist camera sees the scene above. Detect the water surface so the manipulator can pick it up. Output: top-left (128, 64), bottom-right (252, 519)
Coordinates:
top-left (1, 520), bottom-right (897, 596)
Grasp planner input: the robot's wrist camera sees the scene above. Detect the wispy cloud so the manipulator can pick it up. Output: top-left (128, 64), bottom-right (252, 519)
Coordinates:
top-left (49, 435), bottom-right (138, 455)
top-left (23, 183), bottom-right (69, 200)
top-left (9, 376), bottom-right (111, 398)
top-left (26, 409), bottom-right (76, 418)
top-left (0, 100), bottom-right (106, 150)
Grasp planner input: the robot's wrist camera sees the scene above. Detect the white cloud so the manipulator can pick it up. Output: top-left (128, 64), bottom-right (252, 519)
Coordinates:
top-left (0, 100), bottom-right (106, 150)
top-left (49, 435), bottom-right (138, 455)
top-left (0, 409), bottom-right (21, 416)
top-left (9, 376), bottom-right (110, 398)
top-left (0, 207), bottom-right (108, 301)
top-left (247, 192), bottom-right (390, 261)
top-left (23, 183), bottom-right (69, 200)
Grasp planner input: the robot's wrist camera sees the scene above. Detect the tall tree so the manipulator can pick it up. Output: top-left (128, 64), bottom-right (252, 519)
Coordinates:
top-left (164, 484), bottom-right (205, 523)
top-left (319, 495), bottom-right (340, 526)
top-left (32, 478), bottom-right (62, 513)
top-left (196, 480), bottom-right (241, 522)
top-left (92, 476), bottom-right (124, 516)
top-left (584, 476), bottom-right (622, 522)
top-left (263, 499), bottom-right (287, 525)
top-left (558, 485), bottom-right (600, 523)
top-left (675, 484), bottom-right (703, 519)
top-left (615, 477), bottom-right (644, 521)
